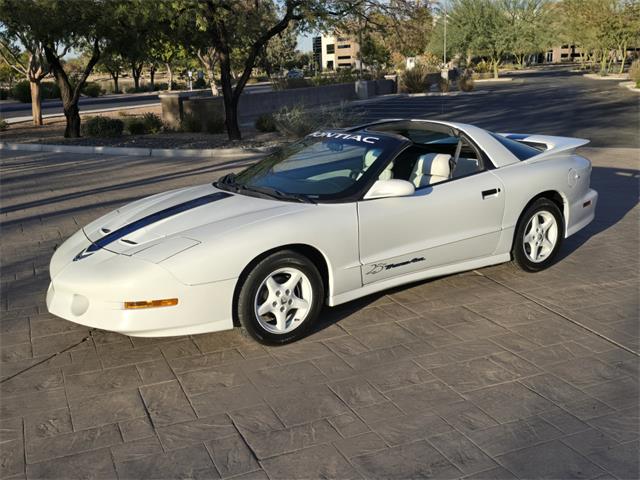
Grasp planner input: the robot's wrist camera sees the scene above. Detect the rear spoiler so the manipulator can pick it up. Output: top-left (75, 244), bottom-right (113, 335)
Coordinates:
top-left (498, 133), bottom-right (590, 161)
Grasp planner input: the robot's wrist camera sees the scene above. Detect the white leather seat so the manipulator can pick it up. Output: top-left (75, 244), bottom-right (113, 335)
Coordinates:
top-left (410, 153), bottom-right (451, 187)
top-left (358, 149), bottom-right (393, 180)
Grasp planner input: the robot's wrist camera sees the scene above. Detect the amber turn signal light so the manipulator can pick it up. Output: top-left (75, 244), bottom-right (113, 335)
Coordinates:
top-left (124, 298), bottom-right (179, 309)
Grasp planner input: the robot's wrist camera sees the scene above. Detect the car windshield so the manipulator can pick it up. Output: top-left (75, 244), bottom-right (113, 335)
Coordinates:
top-left (217, 130), bottom-right (403, 202)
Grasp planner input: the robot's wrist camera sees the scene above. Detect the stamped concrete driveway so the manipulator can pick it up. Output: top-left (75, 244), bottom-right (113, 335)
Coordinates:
top-left (1, 71), bottom-right (639, 479)
top-left (1, 145), bottom-right (637, 480)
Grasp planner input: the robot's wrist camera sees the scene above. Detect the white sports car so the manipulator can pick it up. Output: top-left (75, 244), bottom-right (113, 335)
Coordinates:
top-left (47, 119), bottom-right (598, 344)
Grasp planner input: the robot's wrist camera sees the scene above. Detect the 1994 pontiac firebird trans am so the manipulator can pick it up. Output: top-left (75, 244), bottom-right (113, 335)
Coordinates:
top-left (47, 119), bottom-right (598, 344)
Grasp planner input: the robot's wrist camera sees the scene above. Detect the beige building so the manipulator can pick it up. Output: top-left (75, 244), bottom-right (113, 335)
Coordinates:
top-left (313, 34), bottom-right (361, 71)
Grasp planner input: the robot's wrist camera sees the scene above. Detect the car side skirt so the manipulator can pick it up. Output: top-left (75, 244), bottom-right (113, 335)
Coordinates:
top-left (328, 253), bottom-right (511, 307)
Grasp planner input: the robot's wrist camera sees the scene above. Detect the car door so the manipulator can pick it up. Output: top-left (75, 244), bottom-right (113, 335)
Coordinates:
top-left (357, 169), bottom-right (505, 284)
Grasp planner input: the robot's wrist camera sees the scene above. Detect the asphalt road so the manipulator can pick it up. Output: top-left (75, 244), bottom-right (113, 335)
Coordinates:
top-left (351, 67), bottom-right (639, 149)
top-left (0, 82), bottom-right (273, 121)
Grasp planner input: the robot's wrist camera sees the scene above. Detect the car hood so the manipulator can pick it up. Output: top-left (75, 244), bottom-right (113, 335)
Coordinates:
top-left (82, 184), bottom-right (306, 255)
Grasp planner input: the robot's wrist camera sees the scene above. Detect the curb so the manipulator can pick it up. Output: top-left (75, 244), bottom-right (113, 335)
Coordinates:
top-left (619, 81), bottom-right (640, 93)
top-left (473, 77), bottom-right (513, 83)
top-left (583, 73), bottom-right (629, 81)
top-left (405, 90), bottom-right (489, 97)
top-left (0, 142), bottom-right (274, 158)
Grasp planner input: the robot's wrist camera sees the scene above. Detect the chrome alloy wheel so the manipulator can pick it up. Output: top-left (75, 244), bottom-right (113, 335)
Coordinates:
top-left (254, 267), bottom-right (312, 334)
top-left (523, 210), bottom-right (558, 263)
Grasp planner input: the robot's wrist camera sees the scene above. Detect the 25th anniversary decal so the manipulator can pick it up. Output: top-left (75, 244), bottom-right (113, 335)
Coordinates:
top-left (366, 257), bottom-right (426, 275)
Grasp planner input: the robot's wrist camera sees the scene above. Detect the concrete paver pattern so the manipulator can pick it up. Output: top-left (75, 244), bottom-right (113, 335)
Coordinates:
top-left (1, 68), bottom-right (638, 479)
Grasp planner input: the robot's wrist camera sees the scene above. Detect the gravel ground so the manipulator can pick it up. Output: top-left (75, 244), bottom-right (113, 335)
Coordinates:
top-left (0, 106), bottom-right (286, 150)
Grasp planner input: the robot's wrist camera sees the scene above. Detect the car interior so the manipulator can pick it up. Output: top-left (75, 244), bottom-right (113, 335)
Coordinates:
top-left (365, 121), bottom-right (486, 189)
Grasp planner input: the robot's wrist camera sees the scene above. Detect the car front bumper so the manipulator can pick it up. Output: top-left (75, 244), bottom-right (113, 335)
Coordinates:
top-left (46, 240), bottom-right (236, 337)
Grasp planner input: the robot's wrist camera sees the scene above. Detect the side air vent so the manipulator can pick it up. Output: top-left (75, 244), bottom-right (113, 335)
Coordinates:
top-left (120, 238), bottom-right (138, 245)
top-left (100, 228), bottom-right (111, 234)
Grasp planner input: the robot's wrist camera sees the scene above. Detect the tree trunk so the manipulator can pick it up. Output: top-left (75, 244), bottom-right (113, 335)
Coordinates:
top-left (64, 103), bottom-right (81, 138)
top-left (210, 78), bottom-right (219, 96)
top-left (218, 49), bottom-right (241, 140)
top-left (600, 51), bottom-right (608, 75)
top-left (132, 67), bottom-right (141, 89)
top-left (619, 44), bottom-right (627, 75)
top-left (29, 80), bottom-right (43, 126)
top-left (492, 59), bottom-right (499, 79)
top-left (111, 73), bottom-right (119, 93)
top-left (166, 63), bottom-right (173, 91)
top-left (150, 65), bottom-right (156, 89)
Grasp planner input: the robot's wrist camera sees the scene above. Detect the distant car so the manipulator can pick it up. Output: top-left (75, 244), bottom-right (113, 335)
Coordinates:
top-left (47, 119), bottom-right (597, 344)
top-left (286, 69), bottom-right (304, 79)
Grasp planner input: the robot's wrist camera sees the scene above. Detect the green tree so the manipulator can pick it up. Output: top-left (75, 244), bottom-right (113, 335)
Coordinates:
top-left (434, 0), bottom-right (510, 78)
top-left (503, 0), bottom-right (554, 68)
top-left (258, 27), bottom-right (299, 77)
top-left (173, 0), bottom-right (346, 140)
top-left (96, 49), bottom-right (125, 93)
top-left (0, 28), bottom-right (48, 125)
top-left (0, 0), bottom-right (118, 137)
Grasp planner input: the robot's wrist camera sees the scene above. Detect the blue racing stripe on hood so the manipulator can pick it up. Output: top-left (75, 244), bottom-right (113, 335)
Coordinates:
top-left (75, 192), bottom-right (232, 260)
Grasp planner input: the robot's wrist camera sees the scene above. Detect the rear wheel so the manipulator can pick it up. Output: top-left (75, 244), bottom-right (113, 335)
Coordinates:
top-left (512, 198), bottom-right (563, 272)
top-left (236, 250), bottom-right (324, 345)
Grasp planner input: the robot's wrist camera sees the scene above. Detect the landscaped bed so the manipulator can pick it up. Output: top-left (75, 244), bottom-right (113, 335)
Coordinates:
top-left (0, 106), bottom-right (285, 150)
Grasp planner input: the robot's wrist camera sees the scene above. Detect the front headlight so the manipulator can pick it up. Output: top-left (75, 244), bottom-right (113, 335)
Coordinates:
top-left (131, 237), bottom-right (201, 263)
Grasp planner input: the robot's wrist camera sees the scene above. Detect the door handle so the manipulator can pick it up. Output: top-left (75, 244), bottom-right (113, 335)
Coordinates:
top-left (481, 188), bottom-right (501, 199)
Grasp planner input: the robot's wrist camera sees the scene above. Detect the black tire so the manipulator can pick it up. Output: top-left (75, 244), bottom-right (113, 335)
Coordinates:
top-left (236, 250), bottom-right (324, 345)
top-left (512, 198), bottom-right (564, 272)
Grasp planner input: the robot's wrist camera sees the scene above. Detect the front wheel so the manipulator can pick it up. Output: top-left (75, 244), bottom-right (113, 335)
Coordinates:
top-left (512, 198), bottom-right (564, 272)
top-left (236, 250), bottom-right (324, 345)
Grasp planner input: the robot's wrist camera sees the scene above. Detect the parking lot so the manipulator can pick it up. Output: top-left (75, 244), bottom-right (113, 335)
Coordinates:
top-left (1, 68), bottom-right (638, 479)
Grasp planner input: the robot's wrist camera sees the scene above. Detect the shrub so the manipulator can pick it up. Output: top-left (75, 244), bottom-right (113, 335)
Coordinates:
top-left (272, 105), bottom-right (316, 137)
top-left (271, 77), bottom-right (311, 90)
top-left (40, 82), bottom-right (60, 99)
top-left (10, 81), bottom-right (32, 103)
top-left (82, 82), bottom-right (103, 97)
top-left (204, 114), bottom-right (225, 134)
top-left (473, 60), bottom-right (491, 73)
top-left (142, 112), bottom-right (164, 133)
top-left (193, 77), bottom-right (207, 89)
top-left (124, 85), bottom-right (150, 94)
top-left (273, 102), bottom-right (362, 138)
top-left (255, 113), bottom-right (277, 132)
top-left (10, 80), bottom-right (61, 102)
top-left (0, 118), bottom-right (8, 131)
top-left (180, 113), bottom-right (202, 132)
top-left (401, 64), bottom-right (431, 93)
top-left (0, 88), bottom-right (8, 100)
top-left (459, 75), bottom-right (475, 92)
top-left (123, 117), bottom-right (147, 135)
top-left (81, 116), bottom-right (124, 137)
top-left (629, 60), bottom-right (640, 88)
top-left (439, 78), bottom-right (450, 93)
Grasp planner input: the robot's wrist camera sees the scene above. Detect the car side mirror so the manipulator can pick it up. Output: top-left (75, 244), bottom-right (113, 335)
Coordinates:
top-left (364, 179), bottom-right (415, 200)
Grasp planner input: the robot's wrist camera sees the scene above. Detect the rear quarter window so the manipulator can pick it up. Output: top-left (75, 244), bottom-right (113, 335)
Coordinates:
top-left (490, 133), bottom-right (541, 161)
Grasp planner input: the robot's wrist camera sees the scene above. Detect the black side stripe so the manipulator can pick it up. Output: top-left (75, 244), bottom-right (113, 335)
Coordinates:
top-left (76, 192), bottom-right (231, 259)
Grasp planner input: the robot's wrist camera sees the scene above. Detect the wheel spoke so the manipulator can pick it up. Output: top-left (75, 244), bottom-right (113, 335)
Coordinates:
top-left (290, 296), bottom-right (309, 312)
top-left (524, 232), bottom-right (535, 244)
top-left (265, 276), bottom-right (281, 296)
top-left (273, 307), bottom-right (287, 331)
top-left (530, 214), bottom-right (539, 231)
top-left (282, 270), bottom-right (302, 292)
top-left (541, 238), bottom-right (554, 252)
top-left (530, 244), bottom-right (539, 261)
top-left (257, 301), bottom-right (273, 316)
